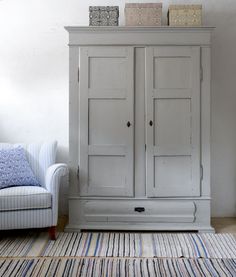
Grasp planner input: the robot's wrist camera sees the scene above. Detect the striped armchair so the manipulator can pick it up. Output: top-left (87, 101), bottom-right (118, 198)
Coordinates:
top-left (0, 141), bottom-right (68, 239)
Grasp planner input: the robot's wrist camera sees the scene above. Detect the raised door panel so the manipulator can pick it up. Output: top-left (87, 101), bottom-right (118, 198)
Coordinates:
top-left (146, 46), bottom-right (201, 197)
top-left (154, 99), bottom-right (191, 155)
top-left (79, 47), bottom-right (134, 197)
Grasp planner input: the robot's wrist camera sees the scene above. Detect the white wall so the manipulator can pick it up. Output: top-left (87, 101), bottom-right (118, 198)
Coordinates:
top-left (0, 0), bottom-right (235, 217)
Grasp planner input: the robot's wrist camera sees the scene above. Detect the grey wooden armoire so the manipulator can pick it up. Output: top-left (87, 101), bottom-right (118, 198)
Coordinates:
top-left (65, 27), bottom-right (214, 233)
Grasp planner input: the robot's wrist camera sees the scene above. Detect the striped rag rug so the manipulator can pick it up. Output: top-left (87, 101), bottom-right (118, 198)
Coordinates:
top-left (1, 232), bottom-right (236, 276)
top-left (0, 257), bottom-right (236, 276)
top-left (0, 232), bottom-right (236, 258)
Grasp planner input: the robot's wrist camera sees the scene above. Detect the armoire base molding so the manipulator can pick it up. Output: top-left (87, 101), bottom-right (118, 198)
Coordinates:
top-left (65, 225), bottom-right (215, 233)
top-left (65, 198), bottom-right (214, 233)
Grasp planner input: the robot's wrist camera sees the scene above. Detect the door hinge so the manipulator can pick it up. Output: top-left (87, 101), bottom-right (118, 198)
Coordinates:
top-left (200, 164), bottom-right (203, 181)
top-left (145, 144), bottom-right (146, 151)
top-left (78, 68), bottom-right (80, 83)
top-left (77, 166), bottom-right (79, 180)
top-left (200, 65), bottom-right (203, 82)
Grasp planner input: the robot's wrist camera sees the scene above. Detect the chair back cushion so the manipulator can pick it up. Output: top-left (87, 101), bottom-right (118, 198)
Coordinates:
top-left (0, 146), bottom-right (40, 189)
top-left (0, 141), bottom-right (57, 187)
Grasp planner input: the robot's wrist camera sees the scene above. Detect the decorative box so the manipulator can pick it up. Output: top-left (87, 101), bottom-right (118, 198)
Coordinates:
top-left (125, 3), bottom-right (162, 26)
top-left (89, 6), bottom-right (119, 26)
top-left (168, 5), bottom-right (202, 26)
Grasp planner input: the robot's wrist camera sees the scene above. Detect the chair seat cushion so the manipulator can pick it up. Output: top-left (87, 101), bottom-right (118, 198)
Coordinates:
top-left (0, 186), bottom-right (51, 211)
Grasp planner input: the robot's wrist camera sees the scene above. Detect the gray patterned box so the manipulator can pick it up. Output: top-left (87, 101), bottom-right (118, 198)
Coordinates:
top-left (89, 6), bottom-right (119, 26)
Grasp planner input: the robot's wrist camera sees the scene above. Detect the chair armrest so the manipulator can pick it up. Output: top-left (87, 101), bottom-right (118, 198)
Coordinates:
top-left (45, 163), bottom-right (68, 192)
top-left (45, 163), bottom-right (68, 225)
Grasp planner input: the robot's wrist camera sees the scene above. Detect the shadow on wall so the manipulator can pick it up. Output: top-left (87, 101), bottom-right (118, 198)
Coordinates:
top-left (57, 145), bottom-right (68, 163)
top-left (207, 7), bottom-right (236, 217)
top-left (57, 145), bottom-right (69, 215)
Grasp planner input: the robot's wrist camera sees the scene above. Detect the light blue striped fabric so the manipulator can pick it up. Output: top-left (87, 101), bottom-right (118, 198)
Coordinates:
top-left (0, 142), bottom-right (57, 188)
top-left (0, 209), bottom-right (52, 230)
top-left (0, 186), bottom-right (51, 211)
top-left (0, 142), bottom-right (68, 230)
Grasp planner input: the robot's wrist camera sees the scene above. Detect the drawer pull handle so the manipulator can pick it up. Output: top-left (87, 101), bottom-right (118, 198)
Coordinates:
top-left (134, 207), bottom-right (145, 213)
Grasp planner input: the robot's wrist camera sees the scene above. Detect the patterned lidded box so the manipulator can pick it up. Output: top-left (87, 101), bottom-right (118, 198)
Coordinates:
top-left (89, 6), bottom-right (119, 26)
top-left (125, 3), bottom-right (162, 26)
top-left (168, 5), bottom-right (202, 26)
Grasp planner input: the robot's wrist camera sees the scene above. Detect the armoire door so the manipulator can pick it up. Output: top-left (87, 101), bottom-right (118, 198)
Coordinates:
top-left (146, 46), bottom-right (201, 197)
top-left (79, 47), bottom-right (134, 197)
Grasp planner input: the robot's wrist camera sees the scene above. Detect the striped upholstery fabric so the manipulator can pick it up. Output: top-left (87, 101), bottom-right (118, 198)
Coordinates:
top-left (0, 141), bottom-right (68, 230)
top-left (0, 186), bottom-right (51, 211)
top-left (0, 142), bottom-right (57, 188)
top-left (0, 209), bottom-right (52, 230)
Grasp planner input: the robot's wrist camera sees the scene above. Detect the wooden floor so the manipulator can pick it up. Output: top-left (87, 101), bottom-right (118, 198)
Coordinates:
top-left (58, 216), bottom-right (236, 233)
top-left (211, 217), bottom-right (236, 233)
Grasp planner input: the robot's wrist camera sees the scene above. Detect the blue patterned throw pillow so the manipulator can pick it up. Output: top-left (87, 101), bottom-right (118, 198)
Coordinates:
top-left (0, 146), bottom-right (40, 189)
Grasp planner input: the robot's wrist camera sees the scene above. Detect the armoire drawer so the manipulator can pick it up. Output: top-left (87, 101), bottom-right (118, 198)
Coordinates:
top-left (84, 200), bottom-right (196, 223)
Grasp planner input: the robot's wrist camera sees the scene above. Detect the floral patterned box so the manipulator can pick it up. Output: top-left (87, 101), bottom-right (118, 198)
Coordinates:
top-left (89, 6), bottom-right (119, 26)
top-left (125, 3), bottom-right (162, 26)
top-left (168, 5), bottom-right (202, 26)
